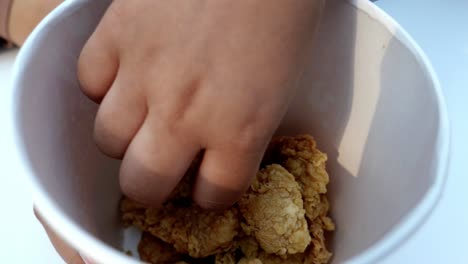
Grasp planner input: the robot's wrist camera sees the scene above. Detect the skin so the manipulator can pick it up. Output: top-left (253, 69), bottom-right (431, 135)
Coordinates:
top-left (8, 0), bottom-right (62, 44)
top-left (78, 0), bottom-right (324, 209)
top-left (8, 0), bottom-right (324, 262)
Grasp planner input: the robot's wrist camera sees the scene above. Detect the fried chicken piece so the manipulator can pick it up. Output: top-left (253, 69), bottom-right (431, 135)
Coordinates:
top-left (123, 135), bottom-right (335, 264)
top-left (138, 232), bottom-right (185, 264)
top-left (238, 236), bottom-right (260, 259)
top-left (274, 137), bottom-right (335, 264)
top-left (237, 258), bottom-right (263, 264)
top-left (148, 205), bottom-right (238, 258)
top-left (237, 236), bottom-right (307, 264)
top-left (215, 251), bottom-right (237, 264)
top-left (238, 248), bottom-right (329, 264)
top-left (121, 154), bottom-right (239, 259)
top-left (305, 222), bottom-right (333, 264)
top-left (236, 213), bottom-right (334, 264)
top-left (121, 198), bottom-right (148, 230)
top-left (266, 135), bottom-right (330, 223)
top-left (238, 249), bottom-right (305, 264)
top-left (256, 251), bottom-right (305, 264)
top-left (239, 164), bottom-right (311, 256)
top-left (122, 197), bottom-right (239, 258)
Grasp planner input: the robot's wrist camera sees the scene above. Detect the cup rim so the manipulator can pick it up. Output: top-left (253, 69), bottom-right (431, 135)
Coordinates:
top-left (11, 0), bottom-right (450, 263)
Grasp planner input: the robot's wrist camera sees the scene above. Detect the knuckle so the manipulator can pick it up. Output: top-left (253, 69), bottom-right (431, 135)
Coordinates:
top-left (93, 117), bottom-right (126, 159)
top-left (119, 171), bottom-right (157, 207)
top-left (77, 51), bottom-right (103, 102)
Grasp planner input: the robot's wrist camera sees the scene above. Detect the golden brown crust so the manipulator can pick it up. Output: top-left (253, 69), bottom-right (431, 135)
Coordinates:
top-left (122, 197), bottom-right (239, 258)
top-left (121, 135), bottom-right (335, 264)
top-left (267, 135), bottom-right (330, 222)
top-left (267, 135), bottom-right (335, 263)
top-left (138, 232), bottom-right (184, 264)
top-left (239, 164), bottom-right (311, 255)
top-left (305, 222), bottom-right (333, 264)
top-left (215, 251), bottom-right (237, 264)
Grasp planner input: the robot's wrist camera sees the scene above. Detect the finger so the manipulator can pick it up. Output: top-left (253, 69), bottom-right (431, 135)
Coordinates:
top-left (34, 208), bottom-right (86, 264)
top-left (119, 118), bottom-right (200, 206)
top-left (193, 142), bottom-right (266, 210)
top-left (77, 21), bottom-right (119, 103)
top-left (94, 74), bottom-right (147, 159)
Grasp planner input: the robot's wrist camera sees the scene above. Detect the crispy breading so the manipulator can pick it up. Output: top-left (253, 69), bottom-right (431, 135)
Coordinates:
top-left (215, 251), bottom-right (237, 264)
top-left (121, 135), bottom-right (335, 264)
top-left (265, 135), bottom-right (335, 264)
top-left (239, 164), bottom-right (311, 255)
top-left (122, 197), bottom-right (239, 258)
top-left (138, 232), bottom-right (185, 264)
top-left (237, 234), bottom-right (304, 264)
top-left (267, 135), bottom-right (330, 222)
top-left (237, 258), bottom-right (263, 264)
top-left (305, 222), bottom-right (333, 264)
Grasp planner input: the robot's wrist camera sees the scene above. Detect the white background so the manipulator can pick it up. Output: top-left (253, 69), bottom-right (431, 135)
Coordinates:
top-left (0, 0), bottom-right (467, 263)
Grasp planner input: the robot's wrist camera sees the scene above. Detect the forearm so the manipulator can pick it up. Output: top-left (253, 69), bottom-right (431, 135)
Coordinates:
top-left (0, 0), bottom-right (61, 46)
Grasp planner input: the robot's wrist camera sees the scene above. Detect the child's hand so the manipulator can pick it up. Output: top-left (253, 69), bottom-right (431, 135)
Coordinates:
top-left (78, 0), bottom-right (324, 209)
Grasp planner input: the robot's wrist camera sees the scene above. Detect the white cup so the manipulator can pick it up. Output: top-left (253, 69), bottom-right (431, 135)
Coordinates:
top-left (11, 0), bottom-right (450, 263)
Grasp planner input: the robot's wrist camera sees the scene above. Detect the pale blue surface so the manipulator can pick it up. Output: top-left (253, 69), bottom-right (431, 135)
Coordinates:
top-left (376, 0), bottom-right (468, 263)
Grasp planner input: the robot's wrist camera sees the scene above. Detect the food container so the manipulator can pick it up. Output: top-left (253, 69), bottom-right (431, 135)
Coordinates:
top-left (12, 0), bottom-right (450, 263)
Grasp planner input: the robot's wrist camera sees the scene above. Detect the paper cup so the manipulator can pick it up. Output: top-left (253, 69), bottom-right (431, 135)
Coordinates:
top-left (12, 0), bottom-right (450, 263)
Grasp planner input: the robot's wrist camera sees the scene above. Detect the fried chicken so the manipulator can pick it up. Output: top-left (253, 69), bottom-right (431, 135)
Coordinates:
top-left (121, 153), bottom-right (240, 258)
top-left (239, 164), bottom-right (311, 255)
top-left (215, 251), bottom-right (237, 264)
top-left (138, 232), bottom-right (185, 264)
top-left (238, 252), bottom-right (305, 264)
top-left (306, 222), bottom-right (333, 264)
top-left (121, 134), bottom-right (335, 264)
top-left (237, 236), bottom-right (306, 264)
top-left (122, 197), bottom-right (239, 258)
top-left (266, 135), bottom-right (331, 223)
top-left (264, 135), bottom-right (335, 263)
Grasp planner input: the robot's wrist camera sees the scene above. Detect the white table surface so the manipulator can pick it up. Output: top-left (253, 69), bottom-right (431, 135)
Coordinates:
top-left (0, 1), bottom-right (467, 263)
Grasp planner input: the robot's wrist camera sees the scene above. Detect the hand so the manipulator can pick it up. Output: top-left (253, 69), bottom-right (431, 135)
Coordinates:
top-left (78, 0), bottom-right (324, 209)
top-left (34, 208), bottom-right (91, 264)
